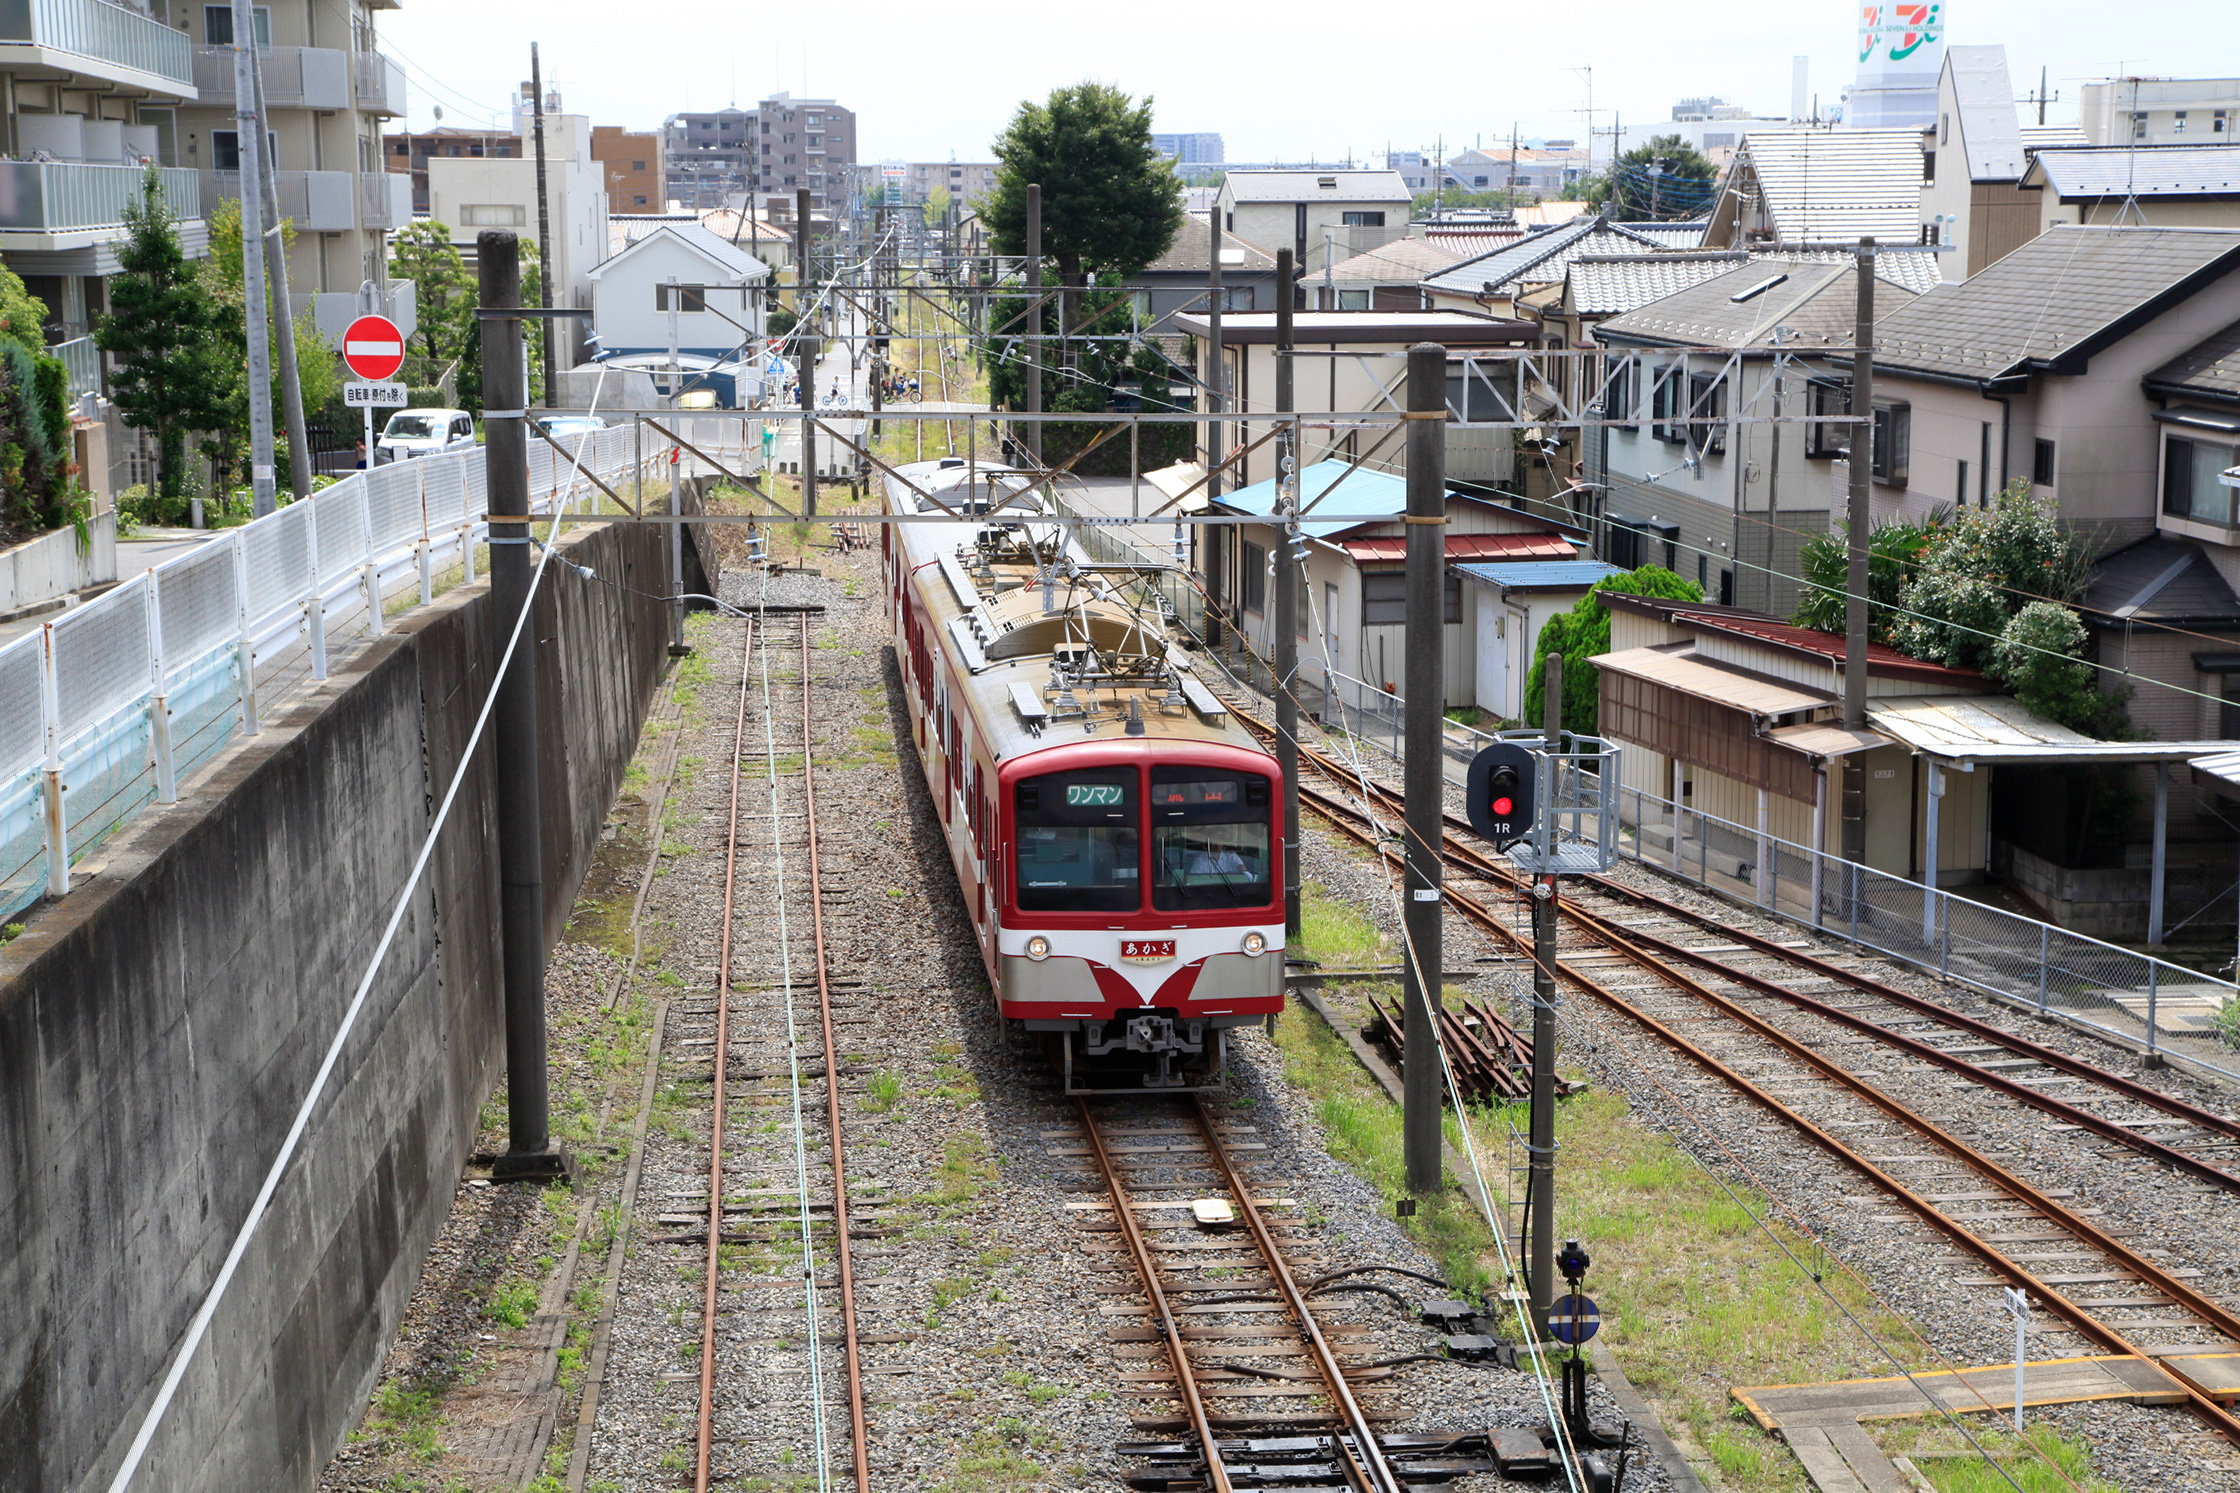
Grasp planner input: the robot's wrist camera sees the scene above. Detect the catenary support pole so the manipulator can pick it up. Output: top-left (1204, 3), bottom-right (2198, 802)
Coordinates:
top-left (1529, 653), bottom-right (1564, 1340)
top-left (1401, 342), bottom-right (1446, 1200)
top-left (1207, 210), bottom-right (1224, 516)
top-left (530, 44), bottom-right (556, 403)
top-left (1023, 183), bottom-right (1042, 465)
top-left (1840, 237), bottom-right (1875, 866)
top-left (232, 0), bottom-right (276, 517)
top-left (248, 43), bottom-right (309, 499)
top-left (1274, 248), bottom-right (1301, 940)
top-left (666, 274), bottom-right (686, 655)
top-left (797, 188), bottom-right (818, 517)
top-left (480, 230), bottom-right (565, 1183)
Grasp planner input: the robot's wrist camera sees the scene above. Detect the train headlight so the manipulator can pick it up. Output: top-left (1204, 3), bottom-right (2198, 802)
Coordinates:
top-left (1025, 936), bottom-right (1052, 961)
top-left (1241, 931), bottom-right (1268, 957)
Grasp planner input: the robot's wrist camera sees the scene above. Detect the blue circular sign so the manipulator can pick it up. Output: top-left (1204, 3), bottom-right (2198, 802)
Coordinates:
top-left (1549, 1294), bottom-right (1601, 1345)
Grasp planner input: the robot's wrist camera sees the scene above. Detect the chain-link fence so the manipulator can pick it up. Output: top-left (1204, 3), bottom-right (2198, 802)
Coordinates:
top-left (1614, 785), bottom-right (2240, 1081)
top-left (0, 419), bottom-right (748, 924)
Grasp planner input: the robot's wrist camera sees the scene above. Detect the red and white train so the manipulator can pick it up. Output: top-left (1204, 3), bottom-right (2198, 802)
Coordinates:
top-left (881, 459), bottom-right (1284, 1089)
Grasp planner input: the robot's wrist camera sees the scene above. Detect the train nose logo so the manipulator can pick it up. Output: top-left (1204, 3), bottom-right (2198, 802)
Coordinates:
top-left (1120, 939), bottom-right (1177, 964)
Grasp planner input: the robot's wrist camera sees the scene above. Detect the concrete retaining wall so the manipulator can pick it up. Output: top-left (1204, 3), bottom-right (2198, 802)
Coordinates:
top-left (0, 510), bottom-right (117, 618)
top-left (0, 519), bottom-right (669, 1492)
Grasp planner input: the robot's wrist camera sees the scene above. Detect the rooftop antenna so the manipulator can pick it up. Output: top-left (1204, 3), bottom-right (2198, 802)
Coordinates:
top-left (2115, 76), bottom-right (2146, 225)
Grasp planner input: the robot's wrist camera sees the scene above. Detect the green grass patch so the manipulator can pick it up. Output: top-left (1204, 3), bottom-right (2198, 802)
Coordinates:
top-left (1872, 1422), bottom-right (2117, 1493)
top-left (486, 1276), bottom-right (539, 1329)
top-left (1294, 881), bottom-right (1388, 969)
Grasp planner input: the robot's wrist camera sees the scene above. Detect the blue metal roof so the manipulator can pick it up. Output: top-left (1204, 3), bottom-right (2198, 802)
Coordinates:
top-left (1456, 560), bottom-right (1623, 591)
top-left (1214, 459), bottom-right (1454, 539)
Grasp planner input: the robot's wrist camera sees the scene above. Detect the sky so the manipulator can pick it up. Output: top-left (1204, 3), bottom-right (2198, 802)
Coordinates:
top-left (381, 0), bottom-right (2229, 165)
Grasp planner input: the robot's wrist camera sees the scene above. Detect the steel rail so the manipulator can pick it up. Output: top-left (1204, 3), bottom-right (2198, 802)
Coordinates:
top-left (1286, 771), bottom-right (2240, 1443)
top-left (1188, 1098), bottom-right (1404, 1493)
top-left (1235, 706), bottom-right (2240, 1185)
top-left (695, 615), bottom-right (755, 1493)
top-left (1076, 1100), bottom-right (1236, 1493)
top-left (800, 622), bottom-right (872, 1491)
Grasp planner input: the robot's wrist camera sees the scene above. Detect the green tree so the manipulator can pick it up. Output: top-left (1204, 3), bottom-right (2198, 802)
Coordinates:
top-left (388, 220), bottom-right (477, 374)
top-left (97, 166), bottom-right (227, 512)
top-left (1987, 601), bottom-right (2123, 735)
top-left (1887, 483), bottom-right (2093, 670)
top-left (198, 197), bottom-right (345, 495)
top-left (1791, 518), bottom-right (1937, 641)
top-left (982, 83), bottom-right (1185, 369)
top-left (922, 184), bottom-right (952, 230)
top-left (0, 261), bottom-right (52, 355)
top-left (1578, 134), bottom-right (1717, 219)
top-left (1524, 565), bottom-right (1702, 735)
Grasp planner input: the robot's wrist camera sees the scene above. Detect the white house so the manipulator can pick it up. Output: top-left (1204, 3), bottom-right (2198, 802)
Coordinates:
top-left (1458, 560), bottom-right (1622, 722)
top-left (587, 224), bottom-right (771, 362)
top-left (429, 111), bottom-right (610, 361)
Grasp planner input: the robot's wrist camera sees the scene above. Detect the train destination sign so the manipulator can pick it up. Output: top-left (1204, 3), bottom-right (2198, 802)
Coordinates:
top-left (1066, 783), bottom-right (1125, 807)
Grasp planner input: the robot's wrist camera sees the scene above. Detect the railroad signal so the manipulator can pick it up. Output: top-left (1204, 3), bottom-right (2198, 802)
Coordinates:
top-left (1466, 741), bottom-right (1536, 848)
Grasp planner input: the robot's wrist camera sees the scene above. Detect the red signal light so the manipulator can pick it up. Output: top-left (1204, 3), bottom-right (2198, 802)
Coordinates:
top-left (1492, 796), bottom-right (1513, 816)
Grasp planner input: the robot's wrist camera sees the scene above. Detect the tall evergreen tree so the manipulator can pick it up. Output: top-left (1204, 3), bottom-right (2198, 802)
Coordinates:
top-left (389, 220), bottom-right (477, 373)
top-left (96, 168), bottom-right (225, 509)
top-left (982, 84), bottom-right (1185, 361)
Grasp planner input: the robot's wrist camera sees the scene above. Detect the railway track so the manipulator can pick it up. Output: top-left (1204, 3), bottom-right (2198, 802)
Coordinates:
top-left (1067, 1097), bottom-right (1520, 1491)
top-left (688, 614), bottom-right (870, 1493)
top-left (1228, 703), bottom-right (2240, 1441)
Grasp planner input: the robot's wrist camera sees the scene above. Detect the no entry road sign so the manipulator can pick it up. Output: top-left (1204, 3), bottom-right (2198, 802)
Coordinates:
top-left (343, 316), bottom-right (405, 382)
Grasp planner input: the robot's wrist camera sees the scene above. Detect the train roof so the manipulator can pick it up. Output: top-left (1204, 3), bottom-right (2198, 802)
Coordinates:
top-left (885, 463), bottom-right (1270, 769)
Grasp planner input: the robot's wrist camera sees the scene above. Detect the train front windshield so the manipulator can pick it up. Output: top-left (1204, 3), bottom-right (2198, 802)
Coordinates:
top-left (1014, 769), bottom-right (1140, 912)
top-left (1150, 768), bottom-right (1272, 910)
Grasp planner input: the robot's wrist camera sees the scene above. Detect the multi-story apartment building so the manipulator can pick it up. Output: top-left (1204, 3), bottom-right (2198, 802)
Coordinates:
top-left (1152, 132), bottom-right (1223, 165)
top-left (663, 93), bottom-right (855, 215)
top-left (892, 160), bottom-right (995, 206)
top-left (384, 127), bottom-right (519, 215)
top-left (591, 126), bottom-right (664, 212)
top-left (0, 0), bottom-right (206, 389)
top-left (175, 0), bottom-right (411, 297)
top-left (2080, 77), bottom-right (2239, 146)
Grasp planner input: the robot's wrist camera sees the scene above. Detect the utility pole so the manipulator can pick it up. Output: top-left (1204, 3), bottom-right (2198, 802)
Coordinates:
top-left (1206, 208), bottom-right (1223, 508)
top-left (1528, 654), bottom-right (1563, 1339)
top-left (1023, 182), bottom-right (1042, 465)
top-left (797, 187), bottom-right (817, 517)
top-left (666, 274), bottom-right (686, 654)
top-left (231, 0), bottom-right (276, 517)
top-left (1401, 341), bottom-right (1446, 1200)
top-left (479, 230), bottom-right (565, 1184)
top-left (530, 45), bottom-right (555, 402)
top-left (1273, 249), bottom-right (1301, 941)
top-left (248, 44), bottom-right (309, 499)
top-left (1841, 238), bottom-right (1875, 868)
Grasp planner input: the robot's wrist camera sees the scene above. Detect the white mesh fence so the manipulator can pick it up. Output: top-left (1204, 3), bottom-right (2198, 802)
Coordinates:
top-left (2, 429), bottom-right (660, 921)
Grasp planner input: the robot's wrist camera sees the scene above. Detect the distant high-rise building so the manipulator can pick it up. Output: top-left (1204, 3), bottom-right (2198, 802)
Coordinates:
top-left (1153, 132), bottom-right (1225, 166)
top-left (663, 93), bottom-right (857, 213)
top-left (1844, 0), bottom-right (1946, 128)
top-left (2078, 77), bottom-right (2240, 145)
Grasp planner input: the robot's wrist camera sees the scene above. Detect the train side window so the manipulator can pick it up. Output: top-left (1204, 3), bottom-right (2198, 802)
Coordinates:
top-left (1013, 768), bottom-right (1140, 913)
top-left (1149, 767), bottom-right (1274, 911)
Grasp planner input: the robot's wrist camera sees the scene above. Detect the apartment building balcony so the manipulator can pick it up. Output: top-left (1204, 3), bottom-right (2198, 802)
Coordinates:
top-left (354, 51), bottom-right (403, 116)
top-left (0, 0), bottom-right (195, 96)
top-left (46, 334), bottom-right (97, 398)
top-left (190, 44), bottom-right (350, 109)
top-left (0, 161), bottom-right (199, 247)
top-left (358, 170), bottom-right (410, 231)
top-left (200, 167), bottom-right (354, 232)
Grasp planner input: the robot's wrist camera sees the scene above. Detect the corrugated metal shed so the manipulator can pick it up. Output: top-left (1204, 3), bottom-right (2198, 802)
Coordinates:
top-left (1456, 559), bottom-right (1623, 590)
top-left (1866, 226), bottom-right (2240, 382)
top-left (1726, 129), bottom-right (1925, 243)
top-left (2023, 144), bottom-right (2240, 199)
top-left (1595, 644), bottom-right (1835, 715)
top-left (1863, 696), bottom-right (2221, 763)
